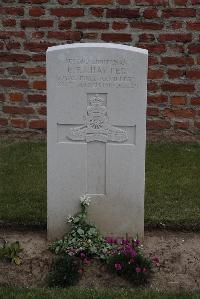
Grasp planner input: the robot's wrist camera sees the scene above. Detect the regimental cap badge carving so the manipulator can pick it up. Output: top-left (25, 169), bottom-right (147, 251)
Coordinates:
top-left (89, 94), bottom-right (105, 106)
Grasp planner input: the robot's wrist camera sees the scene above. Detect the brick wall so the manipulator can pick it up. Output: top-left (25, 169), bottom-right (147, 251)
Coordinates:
top-left (0, 0), bottom-right (200, 137)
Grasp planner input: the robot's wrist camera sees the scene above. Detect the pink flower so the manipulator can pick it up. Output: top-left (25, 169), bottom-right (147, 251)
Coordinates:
top-left (152, 256), bottom-right (159, 263)
top-left (143, 267), bottom-right (147, 273)
top-left (135, 267), bottom-right (141, 273)
top-left (115, 263), bottom-right (123, 271)
top-left (78, 268), bottom-right (84, 274)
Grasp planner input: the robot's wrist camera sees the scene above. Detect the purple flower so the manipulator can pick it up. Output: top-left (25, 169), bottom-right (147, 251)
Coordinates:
top-left (115, 263), bottom-right (123, 271)
top-left (105, 237), bottom-right (114, 244)
top-left (152, 256), bottom-right (159, 263)
top-left (135, 239), bottom-right (141, 246)
top-left (135, 267), bottom-right (141, 273)
top-left (80, 252), bottom-right (86, 259)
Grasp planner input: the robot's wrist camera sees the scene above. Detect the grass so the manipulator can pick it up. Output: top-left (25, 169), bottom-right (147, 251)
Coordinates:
top-left (0, 139), bottom-right (199, 226)
top-left (0, 287), bottom-right (200, 299)
top-left (145, 142), bottom-right (200, 226)
top-left (0, 139), bottom-right (46, 224)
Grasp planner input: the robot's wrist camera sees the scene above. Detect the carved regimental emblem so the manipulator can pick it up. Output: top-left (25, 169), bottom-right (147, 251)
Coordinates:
top-left (67, 94), bottom-right (128, 143)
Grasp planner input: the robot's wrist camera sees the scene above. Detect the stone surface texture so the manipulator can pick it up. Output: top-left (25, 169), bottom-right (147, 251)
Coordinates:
top-left (47, 43), bottom-right (148, 240)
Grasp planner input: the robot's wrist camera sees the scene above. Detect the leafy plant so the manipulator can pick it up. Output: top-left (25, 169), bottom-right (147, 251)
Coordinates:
top-left (48, 255), bottom-right (81, 287)
top-left (49, 195), bottom-right (111, 259)
top-left (0, 241), bottom-right (22, 265)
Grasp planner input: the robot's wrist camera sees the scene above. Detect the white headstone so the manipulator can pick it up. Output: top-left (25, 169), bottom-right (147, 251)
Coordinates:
top-left (47, 43), bottom-right (148, 240)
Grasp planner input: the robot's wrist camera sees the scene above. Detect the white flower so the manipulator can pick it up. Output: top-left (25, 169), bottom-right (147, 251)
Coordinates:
top-left (67, 215), bottom-right (74, 223)
top-left (80, 195), bottom-right (91, 206)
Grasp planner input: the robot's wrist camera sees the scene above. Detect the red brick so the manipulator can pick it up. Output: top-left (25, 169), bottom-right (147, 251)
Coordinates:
top-left (0, 53), bottom-right (30, 63)
top-left (19, 0), bottom-right (48, 3)
top-left (28, 94), bottom-right (46, 103)
top-left (32, 54), bottom-right (46, 62)
top-left (167, 69), bottom-right (184, 79)
top-left (147, 95), bottom-right (168, 104)
top-left (174, 109), bottom-right (195, 118)
top-left (139, 44), bottom-right (166, 54)
top-left (5, 42), bottom-right (21, 50)
top-left (25, 67), bottom-right (46, 76)
top-left (33, 81), bottom-right (46, 90)
top-left (21, 20), bottom-right (53, 28)
top-left (101, 33), bottom-right (132, 42)
top-left (0, 7), bottom-right (24, 16)
top-left (58, 0), bottom-right (72, 4)
top-left (161, 83), bottom-right (194, 92)
top-left (174, 0), bottom-right (187, 5)
top-left (0, 94), bottom-right (5, 102)
top-left (117, 0), bottom-right (130, 3)
top-left (37, 106), bottom-right (46, 115)
top-left (29, 119), bottom-right (46, 129)
top-left (170, 21), bottom-right (182, 29)
top-left (48, 31), bottom-right (81, 41)
top-left (106, 9), bottom-right (140, 19)
top-left (29, 8), bottom-right (45, 17)
top-left (148, 82), bottom-right (158, 92)
top-left (2, 19), bottom-right (16, 27)
top-left (159, 33), bottom-right (192, 42)
top-left (186, 70), bottom-right (200, 79)
top-left (161, 56), bottom-right (194, 65)
top-left (131, 22), bottom-right (163, 30)
top-left (188, 44), bottom-right (200, 53)
top-left (187, 22), bottom-right (200, 30)
top-left (136, 0), bottom-right (168, 4)
top-left (174, 121), bottom-right (189, 130)
top-left (147, 120), bottom-right (171, 130)
top-left (147, 107), bottom-right (159, 116)
top-left (7, 67), bottom-right (23, 75)
top-left (11, 119), bottom-right (27, 128)
top-left (148, 56), bottom-right (159, 65)
top-left (191, 97), bottom-right (200, 105)
top-left (24, 42), bottom-right (53, 52)
top-left (162, 8), bottom-right (196, 17)
top-left (3, 106), bottom-right (34, 114)
top-left (9, 93), bottom-right (23, 102)
top-left (0, 31), bottom-right (25, 38)
top-left (90, 8), bottom-right (104, 17)
top-left (148, 69), bottom-right (164, 79)
top-left (171, 96), bottom-right (186, 105)
top-left (143, 8), bottom-right (158, 18)
top-left (0, 118), bottom-right (8, 126)
top-left (58, 20), bottom-right (72, 30)
top-left (139, 34), bottom-right (155, 42)
top-left (76, 21), bottom-right (109, 30)
top-left (51, 8), bottom-right (84, 17)
top-left (0, 79), bottom-right (29, 89)
top-left (194, 121), bottom-right (200, 129)
top-left (112, 22), bottom-right (128, 30)
top-left (79, 0), bottom-right (112, 3)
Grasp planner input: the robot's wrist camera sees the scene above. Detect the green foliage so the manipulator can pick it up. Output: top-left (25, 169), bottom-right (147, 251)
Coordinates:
top-left (49, 196), bottom-right (111, 259)
top-left (0, 241), bottom-right (22, 265)
top-left (48, 255), bottom-right (81, 288)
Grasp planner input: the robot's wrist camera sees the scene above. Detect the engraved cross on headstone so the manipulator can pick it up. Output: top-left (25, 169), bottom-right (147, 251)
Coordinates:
top-left (57, 93), bottom-right (136, 198)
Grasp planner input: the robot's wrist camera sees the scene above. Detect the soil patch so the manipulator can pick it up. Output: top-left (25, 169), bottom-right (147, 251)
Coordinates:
top-left (0, 229), bottom-right (199, 291)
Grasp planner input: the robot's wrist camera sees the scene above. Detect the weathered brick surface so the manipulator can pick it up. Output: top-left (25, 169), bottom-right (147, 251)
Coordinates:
top-left (0, 0), bottom-right (199, 136)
